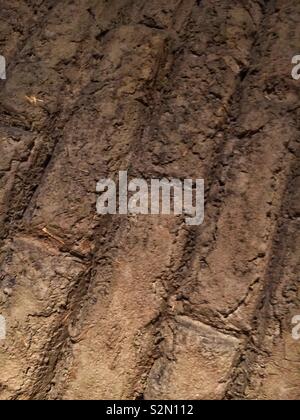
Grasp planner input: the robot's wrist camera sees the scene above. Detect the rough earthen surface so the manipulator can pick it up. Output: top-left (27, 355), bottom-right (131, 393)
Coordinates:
top-left (0, 0), bottom-right (299, 400)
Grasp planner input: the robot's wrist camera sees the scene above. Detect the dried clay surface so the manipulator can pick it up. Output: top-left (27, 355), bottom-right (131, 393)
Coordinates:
top-left (0, 0), bottom-right (299, 400)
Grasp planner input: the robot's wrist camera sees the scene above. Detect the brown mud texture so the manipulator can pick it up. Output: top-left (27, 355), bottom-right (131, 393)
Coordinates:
top-left (0, 0), bottom-right (299, 400)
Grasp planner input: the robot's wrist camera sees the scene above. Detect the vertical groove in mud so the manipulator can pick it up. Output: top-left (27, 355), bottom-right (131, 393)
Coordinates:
top-left (224, 139), bottom-right (300, 399)
top-left (0, 0), bottom-right (299, 400)
top-left (0, 0), bottom-right (196, 400)
top-left (222, 0), bottom-right (300, 399)
top-left (135, 0), bottom-right (270, 399)
top-left (44, 0), bottom-right (198, 400)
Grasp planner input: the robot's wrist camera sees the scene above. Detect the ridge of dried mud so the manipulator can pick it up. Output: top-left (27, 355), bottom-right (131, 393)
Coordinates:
top-left (0, 0), bottom-right (299, 400)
